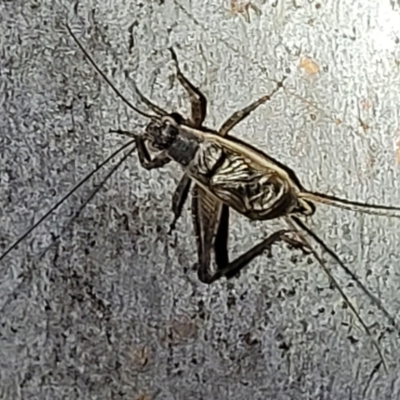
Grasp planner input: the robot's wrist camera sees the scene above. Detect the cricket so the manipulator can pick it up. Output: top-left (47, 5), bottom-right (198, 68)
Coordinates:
top-left (2, 23), bottom-right (400, 372)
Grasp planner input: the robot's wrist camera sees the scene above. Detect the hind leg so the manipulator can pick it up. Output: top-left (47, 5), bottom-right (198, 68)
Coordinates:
top-left (198, 230), bottom-right (306, 284)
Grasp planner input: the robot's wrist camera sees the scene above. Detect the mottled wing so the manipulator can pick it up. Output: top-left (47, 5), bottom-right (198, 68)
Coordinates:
top-left (189, 136), bottom-right (300, 221)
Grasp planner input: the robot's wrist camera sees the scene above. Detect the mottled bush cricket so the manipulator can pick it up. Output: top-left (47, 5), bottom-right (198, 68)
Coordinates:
top-left (2, 24), bottom-right (400, 371)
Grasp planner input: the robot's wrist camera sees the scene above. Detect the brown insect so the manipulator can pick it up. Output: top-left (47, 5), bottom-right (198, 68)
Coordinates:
top-left (2, 24), bottom-right (400, 371)
top-left (299, 56), bottom-right (320, 76)
top-left (229, 0), bottom-right (262, 23)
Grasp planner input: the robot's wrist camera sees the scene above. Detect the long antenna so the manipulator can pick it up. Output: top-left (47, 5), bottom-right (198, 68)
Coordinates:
top-left (66, 24), bottom-right (156, 120)
top-left (0, 141), bottom-right (135, 262)
top-left (0, 144), bottom-right (137, 314)
top-left (36, 144), bottom-right (138, 261)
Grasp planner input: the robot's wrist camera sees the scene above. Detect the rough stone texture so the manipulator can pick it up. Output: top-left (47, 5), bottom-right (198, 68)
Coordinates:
top-left (2, 1), bottom-right (400, 399)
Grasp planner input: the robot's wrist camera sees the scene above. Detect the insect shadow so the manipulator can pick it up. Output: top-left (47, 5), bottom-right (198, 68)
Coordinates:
top-left (2, 23), bottom-right (400, 372)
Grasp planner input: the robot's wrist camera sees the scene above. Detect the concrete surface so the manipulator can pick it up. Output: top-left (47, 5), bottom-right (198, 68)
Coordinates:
top-left (2, 0), bottom-right (400, 399)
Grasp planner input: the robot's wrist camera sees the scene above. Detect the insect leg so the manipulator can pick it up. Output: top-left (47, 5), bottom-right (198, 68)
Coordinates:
top-left (198, 199), bottom-right (307, 280)
top-left (169, 48), bottom-right (207, 127)
top-left (191, 185), bottom-right (217, 275)
top-left (134, 135), bottom-right (171, 169)
top-left (167, 48), bottom-right (209, 232)
top-left (169, 174), bottom-right (192, 233)
top-left (218, 78), bottom-right (286, 137)
top-left (194, 198), bottom-right (230, 280)
top-left (213, 204), bottom-right (230, 269)
top-left (198, 229), bottom-right (300, 284)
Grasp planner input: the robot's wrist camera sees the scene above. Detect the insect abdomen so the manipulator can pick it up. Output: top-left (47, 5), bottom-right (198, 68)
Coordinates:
top-left (190, 140), bottom-right (300, 220)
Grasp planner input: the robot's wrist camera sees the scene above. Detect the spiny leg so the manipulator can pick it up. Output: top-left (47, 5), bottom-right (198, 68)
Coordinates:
top-left (193, 199), bottom-right (230, 279)
top-left (191, 185), bottom-right (222, 276)
top-left (221, 232), bottom-right (284, 281)
top-left (198, 229), bottom-right (303, 284)
top-left (213, 204), bottom-right (230, 269)
top-left (169, 174), bottom-right (192, 233)
top-left (218, 77), bottom-right (286, 137)
top-left (166, 47), bottom-right (209, 232)
top-left (223, 230), bottom-right (308, 280)
top-left (191, 185), bottom-right (211, 271)
top-left (199, 202), bottom-right (305, 281)
top-left (169, 48), bottom-right (207, 127)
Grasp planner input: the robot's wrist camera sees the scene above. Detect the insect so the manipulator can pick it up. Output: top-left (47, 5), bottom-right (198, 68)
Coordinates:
top-left (229, 0), bottom-right (262, 23)
top-left (2, 24), bottom-right (400, 371)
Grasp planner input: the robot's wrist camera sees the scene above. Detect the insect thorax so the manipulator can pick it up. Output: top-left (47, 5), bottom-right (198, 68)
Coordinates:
top-left (146, 116), bottom-right (201, 166)
top-left (166, 129), bottom-right (202, 166)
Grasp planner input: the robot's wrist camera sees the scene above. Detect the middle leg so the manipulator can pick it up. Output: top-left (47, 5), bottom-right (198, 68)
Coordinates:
top-left (169, 48), bottom-right (207, 127)
top-left (168, 48), bottom-right (209, 232)
top-left (218, 78), bottom-right (286, 137)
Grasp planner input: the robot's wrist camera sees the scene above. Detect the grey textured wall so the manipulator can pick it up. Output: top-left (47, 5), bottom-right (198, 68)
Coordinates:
top-left (2, 1), bottom-right (400, 399)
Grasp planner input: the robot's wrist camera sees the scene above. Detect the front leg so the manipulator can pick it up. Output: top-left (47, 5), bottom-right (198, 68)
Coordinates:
top-left (135, 135), bottom-right (171, 170)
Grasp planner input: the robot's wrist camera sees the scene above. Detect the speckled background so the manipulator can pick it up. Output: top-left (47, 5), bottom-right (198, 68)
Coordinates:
top-left (2, 1), bottom-right (400, 399)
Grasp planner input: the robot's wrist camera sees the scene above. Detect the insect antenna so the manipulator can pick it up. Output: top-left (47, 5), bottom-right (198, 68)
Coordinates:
top-left (0, 140), bottom-right (136, 263)
top-left (287, 215), bottom-right (389, 373)
top-left (0, 142), bottom-right (137, 314)
top-left (300, 190), bottom-right (400, 218)
top-left (66, 24), bottom-right (164, 120)
top-left (37, 143), bottom-right (138, 260)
